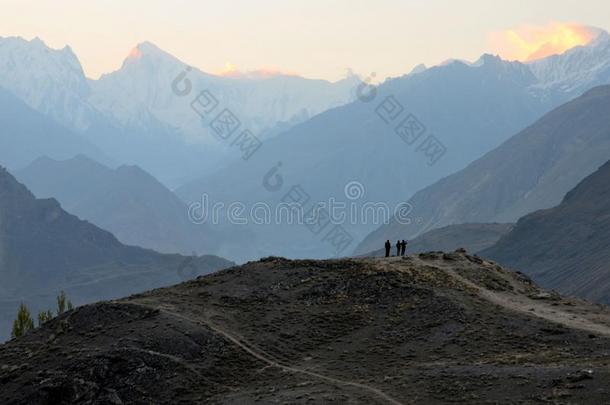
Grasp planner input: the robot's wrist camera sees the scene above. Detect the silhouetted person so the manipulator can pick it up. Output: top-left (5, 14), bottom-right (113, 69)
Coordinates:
top-left (395, 240), bottom-right (401, 256)
top-left (401, 240), bottom-right (407, 256)
top-left (384, 240), bottom-right (391, 257)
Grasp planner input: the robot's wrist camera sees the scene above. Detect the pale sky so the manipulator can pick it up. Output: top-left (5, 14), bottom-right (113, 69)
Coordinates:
top-left (1, 0), bottom-right (609, 81)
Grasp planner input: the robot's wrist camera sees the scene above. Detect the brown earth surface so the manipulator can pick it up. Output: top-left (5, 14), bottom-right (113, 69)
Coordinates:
top-left (1, 252), bottom-right (610, 404)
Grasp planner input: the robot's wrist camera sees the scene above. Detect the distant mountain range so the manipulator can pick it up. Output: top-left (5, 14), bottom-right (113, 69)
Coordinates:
top-left (483, 159), bottom-right (610, 304)
top-left (0, 166), bottom-right (232, 341)
top-left (174, 54), bottom-right (550, 260)
top-left (90, 41), bottom-right (359, 142)
top-left (356, 85), bottom-right (610, 254)
top-left (0, 37), bottom-right (357, 186)
top-left (178, 32), bottom-right (610, 261)
top-left (2, 32), bottom-right (610, 188)
top-left (4, 33), bottom-right (610, 262)
top-left (15, 155), bottom-right (219, 255)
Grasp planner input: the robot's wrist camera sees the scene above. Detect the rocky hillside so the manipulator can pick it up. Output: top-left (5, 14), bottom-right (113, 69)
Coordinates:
top-left (0, 167), bottom-right (232, 341)
top-left (356, 85), bottom-right (610, 254)
top-left (483, 160), bottom-right (610, 304)
top-left (1, 254), bottom-right (610, 404)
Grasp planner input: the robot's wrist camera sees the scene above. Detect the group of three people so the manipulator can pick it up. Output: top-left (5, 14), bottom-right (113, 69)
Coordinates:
top-left (384, 239), bottom-right (407, 257)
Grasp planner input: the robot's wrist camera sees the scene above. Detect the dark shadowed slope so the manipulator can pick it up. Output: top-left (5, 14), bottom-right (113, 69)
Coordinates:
top-left (483, 160), bottom-right (610, 304)
top-left (363, 223), bottom-right (514, 257)
top-left (357, 85), bottom-right (610, 254)
top-left (16, 155), bottom-right (219, 255)
top-left (0, 167), bottom-right (232, 341)
top-left (405, 223), bottom-right (514, 254)
top-left (1, 254), bottom-right (610, 404)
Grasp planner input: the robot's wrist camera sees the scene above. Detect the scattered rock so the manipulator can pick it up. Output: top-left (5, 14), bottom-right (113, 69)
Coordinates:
top-left (567, 369), bottom-right (594, 383)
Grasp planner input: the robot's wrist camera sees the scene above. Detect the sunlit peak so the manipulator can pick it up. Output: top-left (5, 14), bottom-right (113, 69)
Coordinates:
top-left (216, 62), bottom-right (298, 78)
top-left (491, 22), bottom-right (599, 62)
top-left (126, 46), bottom-right (143, 61)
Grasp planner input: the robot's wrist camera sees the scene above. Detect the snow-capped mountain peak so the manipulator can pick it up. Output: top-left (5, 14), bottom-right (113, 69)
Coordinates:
top-left (0, 36), bottom-right (87, 90)
top-left (0, 36), bottom-right (93, 130)
top-left (527, 29), bottom-right (610, 94)
top-left (90, 40), bottom-right (358, 141)
top-left (408, 64), bottom-right (427, 75)
top-left (119, 41), bottom-right (183, 70)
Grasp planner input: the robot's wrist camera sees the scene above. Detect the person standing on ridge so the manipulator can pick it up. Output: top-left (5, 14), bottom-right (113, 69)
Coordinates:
top-left (384, 240), bottom-right (391, 257)
top-left (401, 240), bottom-right (407, 256)
top-left (396, 240), bottom-right (401, 257)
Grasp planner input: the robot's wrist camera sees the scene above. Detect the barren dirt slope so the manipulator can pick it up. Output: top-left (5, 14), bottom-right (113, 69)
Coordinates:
top-left (1, 252), bottom-right (610, 404)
